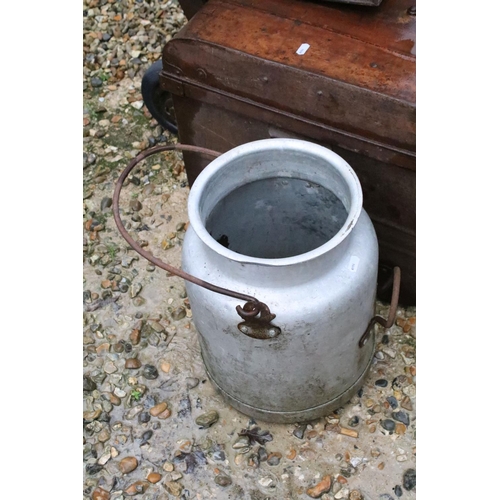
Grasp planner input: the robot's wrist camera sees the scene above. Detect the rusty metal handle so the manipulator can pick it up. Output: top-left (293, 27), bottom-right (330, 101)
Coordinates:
top-left (358, 266), bottom-right (401, 348)
top-left (112, 144), bottom-right (278, 325)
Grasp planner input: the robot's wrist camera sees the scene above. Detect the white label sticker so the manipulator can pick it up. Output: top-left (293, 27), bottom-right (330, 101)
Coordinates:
top-left (349, 256), bottom-right (360, 273)
top-left (296, 43), bottom-right (310, 55)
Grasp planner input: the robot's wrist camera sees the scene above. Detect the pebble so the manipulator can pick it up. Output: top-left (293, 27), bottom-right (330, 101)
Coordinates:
top-left (92, 487), bottom-right (110, 500)
top-left (293, 423), bottom-right (307, 439)
top-left (119, 456), bottom-right (138, 474)
top-left (113, 342), bottom-right (125, 353)
top-left (140, 430), bottom-right (153, 444)
top-left (394, 485), bottom-right (403, 497)
top-left (147, 472), bottom-right (161, 483)
top-left (382, 347), bottom-right (396, 358)
top-left (163, 461), bottom-right (174, 472)
top-left (124, 481), bottom-right (149, 496)
top-left (98, 450), bottom-right (112, 465)
top-left (186, 377), bottom-right (199, 389)
top-left (130, 200), bottom-right (143, 211)
top-left (392, 411), bottom-right (410, 426)
top-left (248, 453), bottom-right (259, 468)
top-left (307, 475), bottom-right (332, 498)
top-left (334, 487), bottom-right (350, 499)
top-left (258, 476), bottom-right (276, 488)
top-left (129, 329), bottom-right (141, 345)
top-left (171, 471), bottom-right (183, 481)
top-left (380, 419), bottom-right (396, 432)
top-left (395, 423), bottom-right (406, 435)
top-left (402, 385), bottom-right (416, 398)
top-left (149, 321), bottom-right (165, 333)
top-left (91, 77), bottom-right (103, 88)
top-left (98, 429), bottom-right (111, 442)
top-left (157, 407), bottom-right (171, 419)
top-left (100, 197), bottom-right (112, 211)
top-left (401, 397), bottom-right (413, 411)
top-left (143, 365), bottom-right (159, 379)
top-left (114, 387), bottom-right (126, 398)
top-left (130, 283), bottom-right (142, 298)
top-left (267, 452), bottom-right (282, 466)
top-left (232, 435), bottom-right (250, 449)
top-left (84, 410), bottom-right (102, 422)
top-left (96, 343), bottom-right (110, 354)
top-left (178, 396), bottom-right (192, 418)
top-left (257, 446), bottom-right (268, 462)
top-left (103, 361), bottom-right (118, 374)
top-left (150, 402), bottom-right (168, 417)
top-left (86, 464), bottom-right (103, 476)
top-left (84, 375), bottom-right (97, 392)
top-left (125, 358), bottom-right (142, 369)
top-left (403, 468), bottom-right (416, 490)
top-left (375, 379), bottom-right (388, 387)
top-left (348, 416), bottom-right (359, 427)
top-left (386, 396), bottom-right (398, 409)
top-left (195, 410), bottom-right (219, 428)
top-left (214, 474), bottom-right (232, 486)
top-left (164, 481), bottom-right (183, 497)
top-left (171, 307), bottom-right (186, 320)
top-left (108, 392), bottom-right (121, 406)
top-left (138, 411), bottom-right (151, 423)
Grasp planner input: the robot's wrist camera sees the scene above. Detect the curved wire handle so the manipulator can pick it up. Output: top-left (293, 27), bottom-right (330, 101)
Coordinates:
top-left (112, 143), bottom-right (274, 321)
top-left (358, 266), bottom-right (401, 348)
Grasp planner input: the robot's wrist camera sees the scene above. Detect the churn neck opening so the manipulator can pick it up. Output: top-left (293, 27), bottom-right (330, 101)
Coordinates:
top-left (187, 138), bottom-right (363, 267)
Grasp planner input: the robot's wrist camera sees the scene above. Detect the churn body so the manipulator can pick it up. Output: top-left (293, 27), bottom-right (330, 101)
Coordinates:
top-left (182, 139), bottom-right (378, 423)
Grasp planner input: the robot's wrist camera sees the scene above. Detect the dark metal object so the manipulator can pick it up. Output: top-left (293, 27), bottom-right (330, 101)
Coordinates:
top-left (159, 0), bottom-right (416, 304)
top-left (237, 302), bottom-right (281, 340)
top-left (141, 60), bottom-right (178, 134)
top-left (112, 143), bottom-right (277, 323)
top-left (358, 266), bottom-right (401, 347)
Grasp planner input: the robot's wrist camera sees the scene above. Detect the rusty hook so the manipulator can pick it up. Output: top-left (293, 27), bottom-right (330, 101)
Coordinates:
top-left (358, 267), bottom-right (401, 348)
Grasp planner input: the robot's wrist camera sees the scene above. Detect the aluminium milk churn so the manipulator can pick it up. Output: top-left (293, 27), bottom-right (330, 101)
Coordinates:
top-left (182, 139), bottom-right (381, 423)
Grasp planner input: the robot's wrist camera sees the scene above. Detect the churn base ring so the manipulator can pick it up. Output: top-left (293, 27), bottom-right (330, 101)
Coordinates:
top-left (201, 340), bottom-right (376, 424)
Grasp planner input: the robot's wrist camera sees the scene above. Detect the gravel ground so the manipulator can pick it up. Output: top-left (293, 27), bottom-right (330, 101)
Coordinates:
top-left (83, 2), bottom-right (416, 499)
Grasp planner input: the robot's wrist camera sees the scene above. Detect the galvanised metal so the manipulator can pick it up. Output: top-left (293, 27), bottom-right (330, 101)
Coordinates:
top-left (182, 139), bottom-right (379, 423)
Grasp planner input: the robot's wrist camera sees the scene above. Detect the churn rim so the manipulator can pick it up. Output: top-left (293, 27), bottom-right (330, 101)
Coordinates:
top-left (187, 138), bottom-right (363, 267)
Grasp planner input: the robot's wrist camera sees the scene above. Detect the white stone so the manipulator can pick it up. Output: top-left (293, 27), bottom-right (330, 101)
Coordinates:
top-left (403, 385), bottom-right (416, 397)
top-left (258, 477), bottom-right (275, 488)
top-left (334, 487), bottom-right (350, 499)
top-left (97, 454), bottom-right (111, 466)
top-left (114, 387), bottom-right (126, 398)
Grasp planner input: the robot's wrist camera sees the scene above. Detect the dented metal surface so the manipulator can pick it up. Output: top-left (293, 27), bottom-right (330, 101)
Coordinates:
top-left (182, 139), bottom-right (379, 422)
